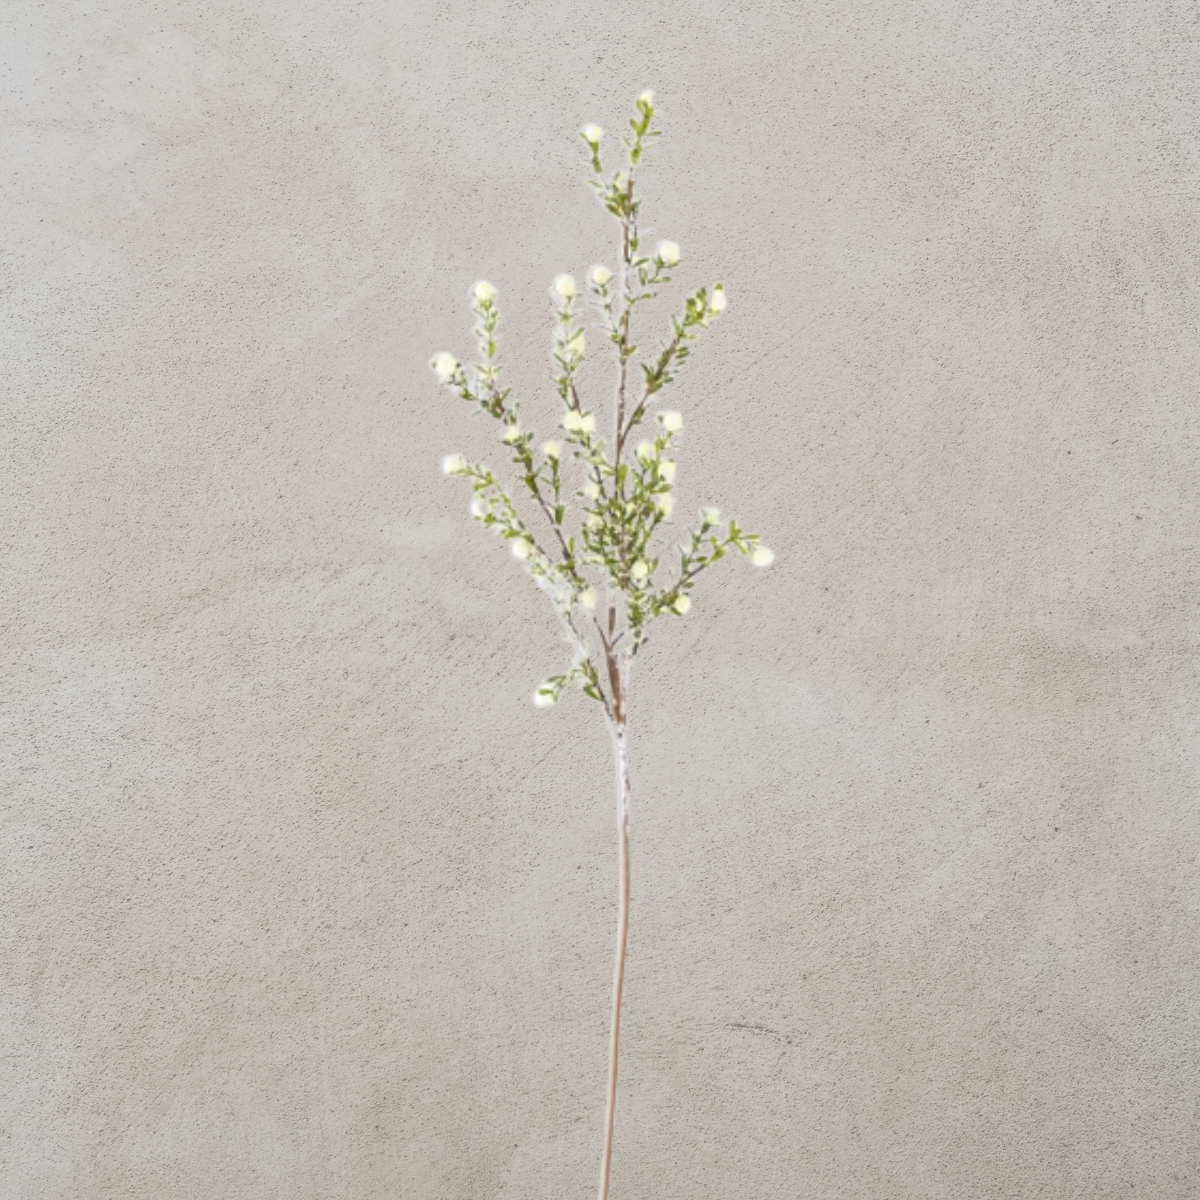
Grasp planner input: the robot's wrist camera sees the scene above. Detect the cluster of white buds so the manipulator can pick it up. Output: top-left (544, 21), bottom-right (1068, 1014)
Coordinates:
top-left (563, 409), bottom-right (596, 435)
top-left (434, 92), bottom-right (773, 709)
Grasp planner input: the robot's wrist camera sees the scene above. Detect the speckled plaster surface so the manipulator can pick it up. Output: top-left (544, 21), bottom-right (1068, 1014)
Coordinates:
top-left (3, 2), bottom-right (1199, 1197)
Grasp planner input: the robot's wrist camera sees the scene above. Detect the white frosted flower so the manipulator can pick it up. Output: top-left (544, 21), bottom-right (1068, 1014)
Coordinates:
top-left (709, 284), bottom-right (727, 314)
top-left (470, 497), bottom-right (488, 518)
top-left (431, 352), bottom-right (458, 382)
top-left (472, 280), bottom-right (497, 304)
top-left (562, 410), bottom-right (596, 435)
top-left (658, 410), bottom-right (683, 433)
top-left (511, 539), bottom-right (533, 560)
top-left (654, 493), bottom-right (676, 519)
top-left (442, 453), bottom-right (469, 476)
top-left (534, 688), bottom-right (557, 708)
top-left (702, 506), bottom-right (721, 526)
top-left (586, 513), bottom-right (603, 530)
top-left (638, 89), bottom-right (654, 107)
top-left (578, 588), bottom-right (597, 610)
top-left (751, 545), bottom-right (775, 567)
top-left (553, 273), bottom-right (578, 300)
top-left (589, 264), bottom-right (612, 287)
top-left (581, 124), bottom-right (603, 144)
top-left (542, 441), bottom-right (561, 460)
top-left (630, 561), bottom-right (649, 582)
top-left (582, 481), bottom-right (602, 499)
top-left (635, 440), bottom-right (656, 462)
top-left (657, 240), bottom-right (680, 267)
top-left (673, 594), bottom-right (692, 615)
top-left (503, 424), bottom-right (521, 444)
top-left (659, 460), bottom-right (676, 484)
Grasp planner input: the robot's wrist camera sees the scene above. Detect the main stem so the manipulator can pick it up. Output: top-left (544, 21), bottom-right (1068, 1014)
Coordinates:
top-left (598, 721), bottom-right (631, 1200)
top-left (599, 173), bottom-right (638, 1200)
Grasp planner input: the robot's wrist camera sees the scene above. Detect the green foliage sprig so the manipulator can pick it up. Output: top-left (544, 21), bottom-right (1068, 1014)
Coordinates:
top-left (433, 91), bottom-right (773, 724)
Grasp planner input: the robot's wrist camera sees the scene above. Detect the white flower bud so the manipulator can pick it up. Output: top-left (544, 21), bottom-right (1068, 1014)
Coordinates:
top-left (472, 280), bottom-right (497, 305)
top-left (442, 453), bottom-right (469, 476)
top-left (657, 240), bottom-right (680, 267)
top-left (709, 284), bottom-right (727, 314)
top-left (586, 513), bottom-right (603, 530)
top-left (582, 481), bottom-right (602, 499)
top-left (542, 441), bottom-right (561, 460)
top-left (658, 410), bottom-right (683, 433)
top-left (630, 561), bottom-right (649, 582)
top-left (562, 410), bottom-right (596, 435)
top-left (534, 688), bottom-right (557, 708)
top-left (659, 460), bottom-right (676, 484)
top-left (638, 90), bottom-right (654, 108)
top-left (431, 352), bottom-right (458, 382)
top-left (511, 539), bottom-right (533, 560)
top-left (701, 506), bottom-right (721, 526)
top-left (567, 329), bottom-right (585, 355)
top-left (581, 124), bottom-right (603, 144)
top-left (579, 588), bottom-right (597, 610)
top-left (503, 424), bottom-right (521, 444)
top-left (673, 594), bottom-right (692, 615)
top-left (635, 440), bottom-right (656, 462)
top-left (751, 545), bottom-right (775, 567)
top-left (470, 497), bottom-right (488, 518)
top-left (589, 264), bottom-right (612, 287)
top-left (553, 273), bottom-right (578, 300)
top-left (654, 493), bottom-right (676, 519)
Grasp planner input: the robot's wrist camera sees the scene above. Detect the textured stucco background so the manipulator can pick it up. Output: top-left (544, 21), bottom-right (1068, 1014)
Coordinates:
top-left (4, 1), bottom-right (1199, 1197)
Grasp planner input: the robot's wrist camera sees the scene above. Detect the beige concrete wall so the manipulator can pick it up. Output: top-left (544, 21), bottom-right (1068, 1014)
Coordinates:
top-left (4, 2), bottom-right (1198, 1196)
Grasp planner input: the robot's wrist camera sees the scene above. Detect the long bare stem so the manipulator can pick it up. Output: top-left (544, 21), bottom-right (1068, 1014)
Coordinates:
top-left (598, 719), bottom-right (631, 1200)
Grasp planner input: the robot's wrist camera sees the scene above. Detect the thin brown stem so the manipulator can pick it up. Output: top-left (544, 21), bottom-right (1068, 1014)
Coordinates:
top-left (527, 478), bottom-right (579, 578)
top-left (598, 722), bottom-right (631, 1200)
top-left (599, 171), bottom-right (639, 1200)
top-left (620, 328), bottom-right (684, 445)
top-left (614, 178), bottom-right (635, 463)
